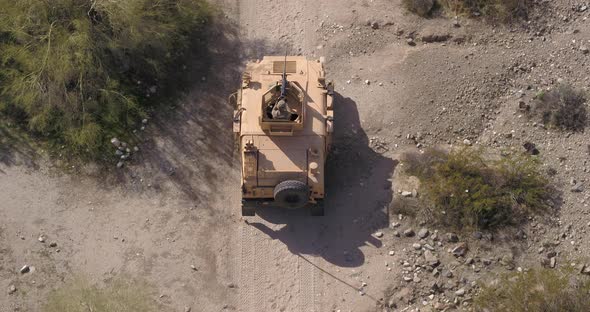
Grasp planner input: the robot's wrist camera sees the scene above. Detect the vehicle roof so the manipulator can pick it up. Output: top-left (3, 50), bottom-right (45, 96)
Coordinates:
top-left (240, 56), bottom-right (327, 136)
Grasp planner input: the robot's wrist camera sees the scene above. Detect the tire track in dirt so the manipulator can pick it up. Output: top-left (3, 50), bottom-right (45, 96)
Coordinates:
top-left (232, 0), bottom-right (324, 311)
top-left (239, 223), bottom-right (256, 312)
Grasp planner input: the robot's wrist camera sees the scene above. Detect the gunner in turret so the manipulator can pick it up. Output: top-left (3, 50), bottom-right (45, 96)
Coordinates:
top-left (272, 97), bottom-right (294, 120)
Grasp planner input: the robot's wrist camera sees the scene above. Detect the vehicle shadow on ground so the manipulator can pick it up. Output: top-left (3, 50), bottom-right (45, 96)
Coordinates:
top-left (249, 93), bottom-right (397, 267)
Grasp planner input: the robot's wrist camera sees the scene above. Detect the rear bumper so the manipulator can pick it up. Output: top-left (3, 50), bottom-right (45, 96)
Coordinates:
top-left (242, 198), bottom-right (322, 208)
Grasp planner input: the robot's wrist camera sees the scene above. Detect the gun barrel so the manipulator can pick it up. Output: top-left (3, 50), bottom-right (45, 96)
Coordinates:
top-left (280, 54), bottom-right (288, 98)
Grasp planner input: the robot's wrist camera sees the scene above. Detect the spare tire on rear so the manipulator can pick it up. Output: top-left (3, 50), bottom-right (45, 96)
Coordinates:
top-left (273, 180), bottom-right (309, 209)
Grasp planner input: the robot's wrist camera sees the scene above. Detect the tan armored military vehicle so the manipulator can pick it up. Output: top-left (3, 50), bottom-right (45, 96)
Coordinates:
top-left (231, 56), bottom-right (334, 216)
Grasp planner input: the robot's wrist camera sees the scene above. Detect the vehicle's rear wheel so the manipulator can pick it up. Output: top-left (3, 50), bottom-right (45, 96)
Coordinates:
top-left (273, 180), bottom-right (309, 209)
top-left (310, 199), bottom-right (325, 216)
top-left (241, 200), bottom-right (256, 216)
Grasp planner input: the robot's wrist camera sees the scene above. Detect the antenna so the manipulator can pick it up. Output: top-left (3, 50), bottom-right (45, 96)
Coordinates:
top-left (280, 50), bottom-right (288, 99)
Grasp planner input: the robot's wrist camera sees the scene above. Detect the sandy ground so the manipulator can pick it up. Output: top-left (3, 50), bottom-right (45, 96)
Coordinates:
top-left (1, 0), bottom-right (590, 311)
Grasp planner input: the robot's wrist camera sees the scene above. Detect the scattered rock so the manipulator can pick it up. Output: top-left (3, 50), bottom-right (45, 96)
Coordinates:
top-left (465, 257), bottom-right (474, 265)
top-left (451, 242), bottom-right (468, 257)
top-left (421, 32), bottom-right (452, 43)
top-left (424, 250), bottom-right (440, 267)
top-left (38, 235), bottom-right (45, 243)
top-left (20, 265), bottom-right (30, 274)
top-left (401, 191), bottom-right (413, 197)
top-left (142, 118), bottom-right (148, 124)
top-left (404, 229), bottom-right (415, 237)
top-left (523, 142), bottom-right (540, 155)
top-left (455, 288), bottom-right (465, 296)
top-left (571, 183), bottom-right (584, 193)
top-left (406, 38), bottom-right (416, 46)
top-left (452, 20), bottom-right (461, 28)
top-left (370, 21), bottom-right (379, 29)
top-left (8, 285), bottom-right (16, 295)
top-left (49, 242), bottom-right (57, 248)
top-left (423, 244), bottom-right (435, 251)
top-left (581, 46), bottom-right (589, 54)
top-left (482, 259), bottom-right (492, 266)
top-left (389, 250), bottom-right (395, 256)
top-left (116, 161), bottom-right (124, 168)
top-left (374, 231), bottom-right (384, 238)
top-left (413, 243), bottom-right (422, 250)
top-left (550, 257), bottom-right (557, 268)
top-left (184, 307), bottom-right (191, 312)
top-left (190, 265), bottom-right (198, 271)
top-left (418, 228), bottom-right (430, 239)
top-left (463, 139), bottom-right (472, 146)
top-left (582, 265), bottom-right (590, 275)
top-left (110, 137), bottom-right (121, 147)
top-left (446, 233), bottom-right (459, 243)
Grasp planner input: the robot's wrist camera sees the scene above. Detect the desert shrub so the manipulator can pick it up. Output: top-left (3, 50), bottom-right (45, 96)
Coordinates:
top-left (475, 268), bottom-right (590, 312)
top-left (403, 0), bottom-right (531, 21)
top-left (403, 147), bottom-right (551, 230)
top-left (533, 84), bottom-right (588, 131)
top-left (0, 0), bottom-right (210, 159)
top-left (44, 278), bottom-right (157, 312)
top-left (402, 0), bottom-right (436, 17)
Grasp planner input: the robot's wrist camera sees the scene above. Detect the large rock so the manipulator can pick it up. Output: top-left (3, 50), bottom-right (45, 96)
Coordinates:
top-left (404, 228), bottom-right (415, 237)
top-left (424, 250), bottom-right (440, 267)
top-left (417, 228), bottom-right (430, 239)
top-left (20, 265), bottom-right (30, 274)
top-left (451, 242), bottom-right (468, 257)
top-left (110, 137), bottom-right (121, 147)
top-left (421, 32), bottom-right (452, 43)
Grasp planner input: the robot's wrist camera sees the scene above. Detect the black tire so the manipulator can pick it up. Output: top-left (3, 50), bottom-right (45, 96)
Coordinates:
top-left (273, 180), bottom-right (309, 209)
top-left (241, 200), bottom-right (256, 216)
top-left (310, 200), bottom-right (325, 216)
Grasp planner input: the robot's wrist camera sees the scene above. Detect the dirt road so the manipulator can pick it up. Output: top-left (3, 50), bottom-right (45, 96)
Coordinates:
top-left (227, 1), bottom-right (399, 311)
top-left (3, 0), bottom-right (589, 311)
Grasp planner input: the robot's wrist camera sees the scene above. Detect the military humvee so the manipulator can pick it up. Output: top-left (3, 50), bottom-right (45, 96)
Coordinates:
top-left (230, 56), bottom-right (334, 216)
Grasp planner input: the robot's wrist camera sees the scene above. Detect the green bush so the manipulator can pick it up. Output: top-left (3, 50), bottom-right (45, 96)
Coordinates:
top-left (402, 0), bottom-right (436, 17)
top-left (533, 84), bottom-right (588, 131)
top-left (403, 0), bottom-right (531, 21)
top-left (475, 268), bottom-right (590, 312)
top-left (0, 0), bottom-right (210, 159)
top-left (44, 278), bottom-right (157, 312)
top-left (403, 147), bottom-right (551, 230)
